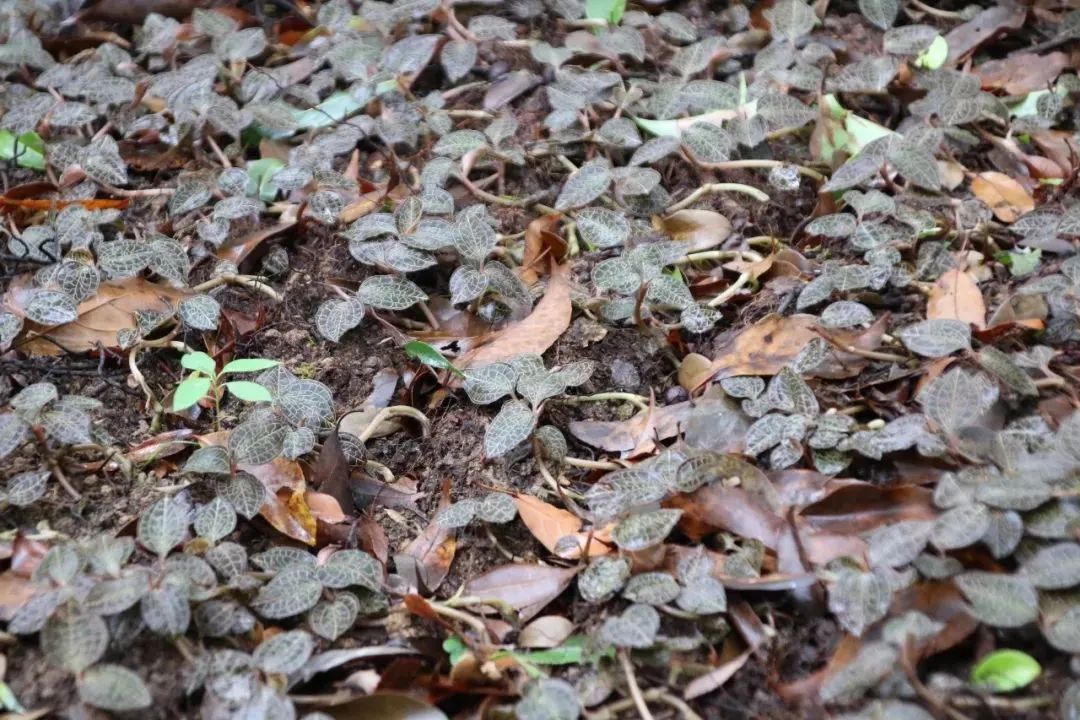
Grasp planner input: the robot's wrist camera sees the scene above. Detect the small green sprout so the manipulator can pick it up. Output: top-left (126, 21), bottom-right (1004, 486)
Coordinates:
top-left (971, 649), bottom-right (1041, 693)
top-left (173, 352), bottom-right (280, 424)
top-left (404, 340), bottom-right (466, 378)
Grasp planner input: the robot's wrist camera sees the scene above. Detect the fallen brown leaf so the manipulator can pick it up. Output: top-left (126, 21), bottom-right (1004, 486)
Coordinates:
top-left (0, 571), bottom-right (38, 622)
top-left (657, 209), bottom-right (733, 252)
top-left (458, 260), bottom-right (572, 370)
top-left (216, 216), bottom-right (297, 266)
top-left (318, 692), bottom-right (450, 720)
top-left (1030, 129), bottom-right (1080, 176)
top-left (945, 5), bottom-right (1027, 65)
top-left (927, 267), bottom-right (986, 329)
top-left (309, 427), bottom-right (353, 515)
top-left (687, 313), bottom-right (885, 389)
top-left (975, 51), bottom-right (1069, 95)
top-left (463, 563), bottom-right (579, 622)
top-left (518, 615), bottom-right (576, 648)
top-left (513, 493), bottom-right (612, 559)
top-left (521, 214), bottom-right (564, 285)
top-left (971, 171), bottom-right (1035, 223)
top-left (685, 635), bottom-right (753, 700)
top-left (4, 275), bottom-right (190, 356)
top-left (799, 483), bottom-right (937, 535)
top-left (399, 479), bottom-right (455, 593)
top-left (199, 431), bottom-right (317, 545)
top-left (669, 487), bottom-right (784, 547)
top-left (568, 400), bottom-right (692, 455)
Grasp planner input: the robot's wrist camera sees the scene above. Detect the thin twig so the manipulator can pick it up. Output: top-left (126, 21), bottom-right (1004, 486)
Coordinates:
top-left (454, 171), bottom-right (533, 207)
top-left (618, 649), bottom-right (656, 720)
top-left (48, 457), bottom-right (81, 501)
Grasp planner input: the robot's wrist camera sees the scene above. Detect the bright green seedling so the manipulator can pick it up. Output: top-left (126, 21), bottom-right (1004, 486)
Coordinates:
top-left (173, 352), bottom-right (280, 422)
top-left (0, 129), bottom-right (45, 169)
top-left (404, 340), bottom-right (466, 378)
top-left (585, 0), bottom-right (626, 25)
top-left (970, 649), bottom-right (1041, 693)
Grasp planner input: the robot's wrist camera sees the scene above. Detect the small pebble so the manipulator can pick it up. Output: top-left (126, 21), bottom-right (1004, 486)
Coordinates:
top-left (284, 329), bottom-right (307, 345)
top-left (665, 386), bottom-right (688, 403)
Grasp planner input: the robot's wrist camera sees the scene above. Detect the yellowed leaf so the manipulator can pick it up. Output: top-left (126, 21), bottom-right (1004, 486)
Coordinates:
top-left (513, 494), bottom-right (612, 559)
top-left (928, 267), bottom-right (986, 329)
top-left (971, 171), bottom-right (1034, 223)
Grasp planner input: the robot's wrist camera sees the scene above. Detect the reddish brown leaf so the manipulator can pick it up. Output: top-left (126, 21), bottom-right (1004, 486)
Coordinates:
top-left (463, 563), bottom-right (579, 622)
top-left (975, 51), bottom-right (1069, 94)
top-left (305, 490), bottom-right (348, 524)
top-left (945, 5), bottom-right (1027, 65)
top-left (971, 171), bottom-right (1035, 223)
top-left (669, 487), bottom-right (784, 548)
top-left (927, 267), bottom-right (986, 329)
top-left (1030, 129), bottom-right (1080, 176)
top-left (685, 638), bottom-right (752, 700)
top-left (891, 581), bottom-right (978, 660)
top-left (401, 480), bottom-right (456, 593)
top-left (688, 313), bottom-right (884, 389)
top-left (200, 431), bottom-right (315, 545)
top-left (0, 571), bottom-right (38, 622)
top-left (216, 217), bottom-right (296, 266)
top-left (310, 427), bottom-right (353, 515)
top-left (124, 429), bottom-right (195, 464)
top-left (799, 483), bottom-right (936, 535)
top-left (359, 515), bottom-right (389, 565)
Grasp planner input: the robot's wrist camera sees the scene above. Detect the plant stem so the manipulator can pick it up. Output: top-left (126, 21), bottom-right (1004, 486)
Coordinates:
top-left (695, 158), bottom-right (827, 182)
top-left (190, 273), bottom-right (284, 302)
top-left (676, 249), bottom-right (765, 265)
top-left (99, 183), bottom-right (176, 198)
top-left (555, 392), bottom-right (650, 410)
top-left (354, 406), bottom-right (431, 443)
top-left (425, 601), bottom-right (490, 639)
top-left (564, 456), bottom-right (625, 471)
top-left (842, 345), bottom-right (910, 363)
top-left (666, 183), bottom-right (770, 213)
top-left (454, 171), bottom-right (530, 207)
top-left (48, 456), bottom-right (81, 501)
top-left (907, 0), bottom-right (966, 19)
top-left (708, 271), bottom-right (752, 307)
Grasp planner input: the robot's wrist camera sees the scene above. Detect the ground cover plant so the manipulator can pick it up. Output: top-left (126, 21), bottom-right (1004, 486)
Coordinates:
top-left (1, 0), bottom-right (1080, 718)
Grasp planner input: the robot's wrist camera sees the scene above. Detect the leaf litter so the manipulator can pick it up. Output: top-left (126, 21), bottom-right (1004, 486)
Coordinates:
top-left (2, 1), bottom-right (1080, 719)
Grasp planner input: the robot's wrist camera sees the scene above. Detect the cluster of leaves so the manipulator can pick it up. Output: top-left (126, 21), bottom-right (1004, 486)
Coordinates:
top-left (461, 354), bottom-right (594, 459)
top-left (0, 382), bottom-right (106, 505)
top-left (7, 491), bottom-right (385, 714)
top-left (592, 240), bottom-right (719, 332)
